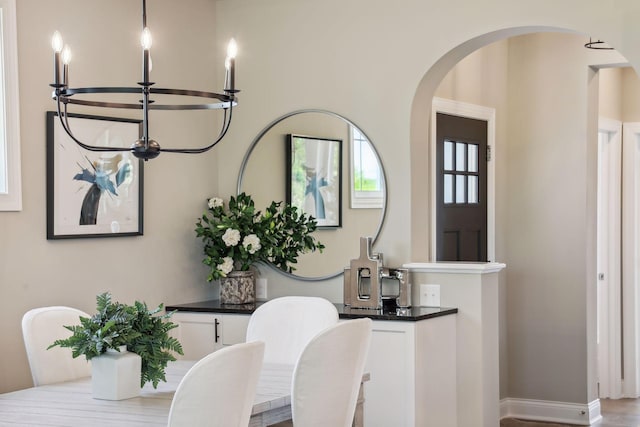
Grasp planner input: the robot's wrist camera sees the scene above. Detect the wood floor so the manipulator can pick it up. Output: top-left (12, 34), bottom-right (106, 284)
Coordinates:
top-left (500, 398), bottom-right (640, 427)
top-left (594, 398), bottom-right (640, 427)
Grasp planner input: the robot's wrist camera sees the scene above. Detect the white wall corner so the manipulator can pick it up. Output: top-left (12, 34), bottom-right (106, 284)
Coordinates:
top-left (500, 398), bottom-right (601, 426)
top-left (588, 399), bottom-right (602, 425)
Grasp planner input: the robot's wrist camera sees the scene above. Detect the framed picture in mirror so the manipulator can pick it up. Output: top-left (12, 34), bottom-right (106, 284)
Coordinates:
top-left (286, 134), bottom-right (342, 228)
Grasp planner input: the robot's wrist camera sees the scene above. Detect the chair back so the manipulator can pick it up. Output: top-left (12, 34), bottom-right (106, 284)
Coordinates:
top-left (168, 341), bottom-right (265, 427)
top-left (22, 306), bottom-right (92, 386)
top-left (291, 318), bottom-right (372, 427)
top-left (246, 296), bottom-right (339, 365)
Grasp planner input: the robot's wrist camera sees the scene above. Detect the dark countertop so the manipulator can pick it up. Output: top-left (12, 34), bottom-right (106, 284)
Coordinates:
top-left (165, 299), bottom-right (457, 322)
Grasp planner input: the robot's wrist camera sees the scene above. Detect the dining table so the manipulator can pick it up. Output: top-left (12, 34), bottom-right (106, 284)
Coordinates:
top-left (0, 361), bottom-right (294, 426)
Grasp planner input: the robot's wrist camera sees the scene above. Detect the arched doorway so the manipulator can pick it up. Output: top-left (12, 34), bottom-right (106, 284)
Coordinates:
top-left (410, 28), bottom-right (640, 424)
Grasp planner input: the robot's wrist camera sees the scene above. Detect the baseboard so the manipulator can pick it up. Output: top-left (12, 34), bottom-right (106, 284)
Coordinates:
top-left (500, 398), bottom-right (602, 425)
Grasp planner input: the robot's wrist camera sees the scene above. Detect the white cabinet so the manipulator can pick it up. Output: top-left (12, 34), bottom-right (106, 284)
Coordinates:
top-left (170, 312), bottom-right (222, 359)
top-left (362, 315), bottom-right (457, 427)
top-left (170, 312), bottom-right (250, 360)
top-left (220, 314), bottom-right (251, 345)
top-left (169, 306), bottom-right (457, 427)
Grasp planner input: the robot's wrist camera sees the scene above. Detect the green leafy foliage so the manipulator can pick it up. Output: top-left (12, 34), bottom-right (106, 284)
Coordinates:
top-left (195, 193), bottom-right (324, 280)
top-left (48, 292), bottom-right (184, 388)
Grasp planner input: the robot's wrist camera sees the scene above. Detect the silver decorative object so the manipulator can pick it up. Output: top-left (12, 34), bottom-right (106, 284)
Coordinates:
top-left (344, 237), bottom-right (411, 310)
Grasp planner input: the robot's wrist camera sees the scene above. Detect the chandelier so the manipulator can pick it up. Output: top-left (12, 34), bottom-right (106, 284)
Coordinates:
top-left (50, 0), bottom-right (239, 161)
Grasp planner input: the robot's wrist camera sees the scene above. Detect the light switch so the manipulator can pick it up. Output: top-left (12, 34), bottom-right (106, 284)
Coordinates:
top-left (420, 284), bottom-right (441, 307)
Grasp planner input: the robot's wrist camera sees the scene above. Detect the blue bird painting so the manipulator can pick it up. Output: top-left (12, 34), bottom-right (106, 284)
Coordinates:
top-left (73, 154), bottom-right (131, 225)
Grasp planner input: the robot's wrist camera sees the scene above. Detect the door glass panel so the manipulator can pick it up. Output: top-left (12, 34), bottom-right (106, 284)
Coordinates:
top-left (456, 175), bottom-right (465, 203)
top-left (456, 142), bottom-right (466, 171)
top-left (468, 175), bottom-right (478, 203)
top-left (444, 141), bottom-right (453, 171)
top-left (444, 174), bottom-right (453, 204)
top-left (468, 144), bottom-right (478, 173)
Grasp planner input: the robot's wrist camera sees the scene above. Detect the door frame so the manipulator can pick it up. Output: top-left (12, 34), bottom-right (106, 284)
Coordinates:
top-left (431, 97), bottom-right (496, 261)
top-left (596, 117), bottom-right (623, 398)
top-left (622, 121), bottom-right (640, 397)
top-left (596, 119), bottom-right (640, 399)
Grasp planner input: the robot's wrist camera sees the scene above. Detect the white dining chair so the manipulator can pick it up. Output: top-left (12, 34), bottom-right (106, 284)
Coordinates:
top-left (21, 306), bottom-right (92, 386)
top-left (167, 340), bottom-right (265, 427)
top-left (245, 296), bottom-right (339, 365)
top-left (291, 318), bottom-right (372, 427)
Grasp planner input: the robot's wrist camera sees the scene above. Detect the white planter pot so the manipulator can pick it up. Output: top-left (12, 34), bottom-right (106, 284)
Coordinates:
top-left (91, 345), bottom-right (141, 400)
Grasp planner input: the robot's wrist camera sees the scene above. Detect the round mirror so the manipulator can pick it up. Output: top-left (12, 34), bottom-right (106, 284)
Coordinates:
top-left (237, 109), bottom-right (387, 280)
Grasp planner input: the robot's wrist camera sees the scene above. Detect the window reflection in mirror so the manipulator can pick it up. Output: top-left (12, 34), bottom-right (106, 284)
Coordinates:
top-left (350, 125), bottom-right (383, 209)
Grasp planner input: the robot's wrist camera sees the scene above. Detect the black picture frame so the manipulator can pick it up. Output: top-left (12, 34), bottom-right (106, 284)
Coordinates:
top-left (46, 112), bottom-right (144, 239)
top-left (286, 134), bottom-right (342, 228)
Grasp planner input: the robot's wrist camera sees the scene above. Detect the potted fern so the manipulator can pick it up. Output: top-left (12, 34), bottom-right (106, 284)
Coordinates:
top-left (49, 292), bottom-right (183, 400)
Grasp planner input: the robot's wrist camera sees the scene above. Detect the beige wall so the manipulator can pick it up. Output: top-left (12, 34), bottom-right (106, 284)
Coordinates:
top-left (622, 67), bottom-right (640, 122)
top-left (599, 66), bottom-right (640, 122)
top-left (504, 32), bottom-right (595, 403)
top-left (599, 67), bottom-right (625, 120)
top-left (6, 0), bottom-right (640, 409)
top-left (0, 0), bottom-right (221, 393)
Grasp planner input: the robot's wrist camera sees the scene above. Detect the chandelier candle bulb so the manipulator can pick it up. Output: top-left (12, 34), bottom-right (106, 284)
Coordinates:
top-left (224, 57), bottom-right (230, 93)
top-left (226, 57), bottom-right (235, 92)
top-left (141, 27), bottom-right (152, 49)
top-left (51, 31), bottom-right (63, 87)
top-left (143, 49), bottom-right (150, 83)
top-left (225, 38), bottom-right (237, 92)
top-left (61, 46), bottom-right (71, 87)
top-left (141, 27), bottom-right (152, 84)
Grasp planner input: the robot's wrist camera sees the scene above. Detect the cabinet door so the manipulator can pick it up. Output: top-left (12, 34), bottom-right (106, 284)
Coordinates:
top-left (221, 314), bottom-right (250, 346)
top-left (364, 321), bottom-right (416, 427)
top-left (171, 312), bottom-right (223, 360)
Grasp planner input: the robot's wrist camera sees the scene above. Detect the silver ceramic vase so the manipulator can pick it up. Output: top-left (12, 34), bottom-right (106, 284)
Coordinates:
top-left (220, 270), bottom-right (255, 304)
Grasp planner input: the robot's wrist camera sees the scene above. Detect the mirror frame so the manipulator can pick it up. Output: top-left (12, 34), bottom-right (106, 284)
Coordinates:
top-left (237, 109), bottom-right (388, 281)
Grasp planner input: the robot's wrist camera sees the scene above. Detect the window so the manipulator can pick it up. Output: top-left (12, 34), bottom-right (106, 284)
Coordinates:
top-left (443, 140), bottom-right (479, 205)
top-left (0, 0), bottom-right (21, 211)
top-left (350, 125), bottom-right (383, 208)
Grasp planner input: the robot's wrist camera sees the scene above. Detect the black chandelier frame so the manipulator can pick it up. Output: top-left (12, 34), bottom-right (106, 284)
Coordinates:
top-left (50, 0), bottom-right (238, 161)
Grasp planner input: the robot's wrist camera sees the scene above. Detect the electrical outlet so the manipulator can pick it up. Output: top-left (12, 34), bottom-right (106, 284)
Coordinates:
top-left (256, 278), bottom-right (268, 300)
top-left (420, 284), bottom-right (441, 307)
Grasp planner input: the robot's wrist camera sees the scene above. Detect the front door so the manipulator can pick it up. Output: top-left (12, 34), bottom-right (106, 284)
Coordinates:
top-left (435, 113), bottom-right (488, 261)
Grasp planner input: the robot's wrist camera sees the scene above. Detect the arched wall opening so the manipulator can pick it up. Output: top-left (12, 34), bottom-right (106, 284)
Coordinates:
top-left (410, 25), bottom-right (628, 260)
top-left (409, 25), bottom-right (637, 409)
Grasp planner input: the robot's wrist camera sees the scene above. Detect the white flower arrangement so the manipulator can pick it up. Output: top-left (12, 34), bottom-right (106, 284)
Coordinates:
top-left (195, 193), bottom-right (325, 281)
